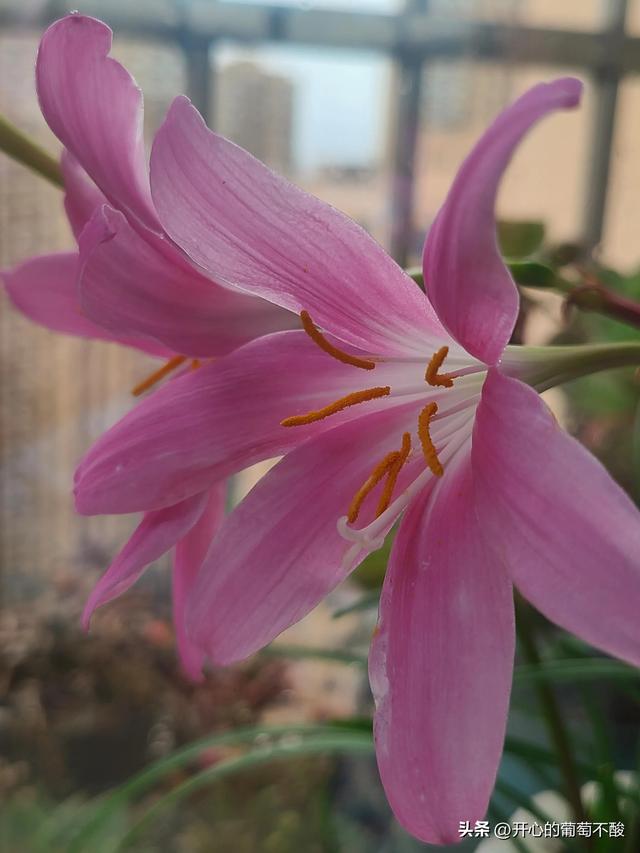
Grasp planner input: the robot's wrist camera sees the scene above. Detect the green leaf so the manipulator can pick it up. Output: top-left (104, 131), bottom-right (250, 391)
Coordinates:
top-left (261, 644), bottom-right (367, 667)
top-left (67, 722), bottom-right (368, 852)
top-left (514, 659), bottom-right (640, 686)
top-left (498, 220), bottom-right (545, 258)
top-left (332, 592), bottom-right (380, 619)
top-left (493, 778), bottom-right (582, 852)
top-left (507, 260), bottom-right (559, 289)
top-left (112, 732), bottom-right (375, 851)
top-left (633, 398), bottom-right (640, 502)
top-left (326, 717), bottom-right (373, 733)
top-left (351, 534), bottom-right (393, 590)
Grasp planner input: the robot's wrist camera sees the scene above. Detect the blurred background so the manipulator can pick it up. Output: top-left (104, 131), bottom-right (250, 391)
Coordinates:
top-left (1, 1), bottom-right (640, 850)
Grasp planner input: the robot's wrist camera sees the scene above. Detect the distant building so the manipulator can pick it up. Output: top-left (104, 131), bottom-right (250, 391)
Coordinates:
top-left (420, 0), bottom-right (518, 130)
top-left (215, 61), bottom-right (295, 176)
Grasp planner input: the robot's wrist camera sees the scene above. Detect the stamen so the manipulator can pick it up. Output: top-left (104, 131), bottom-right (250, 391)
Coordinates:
top-left (281, 386), bottom-right (390, 427)
top-left (190, 359), bottom-right (202, 370)
top-left (132, 355), bottom-right (187, 397)
top-left (300, 310), bottom-right (375, 370)
top-left (348, 432), bottom-right (412, 524)
top-left (425, 346), bottom-right (454, 388)
top-left (376, 432), bottom-right (412, 516)
top-left (347, 450), bottom-right (400, 524)
top-left (418, 402), bottom-right (444, 476)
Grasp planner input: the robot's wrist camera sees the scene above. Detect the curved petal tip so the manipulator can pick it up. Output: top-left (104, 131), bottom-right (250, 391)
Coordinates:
top-left (423, 75), bottom-right (584, 365)
top-left (544, 76), bottom-right (583, 107)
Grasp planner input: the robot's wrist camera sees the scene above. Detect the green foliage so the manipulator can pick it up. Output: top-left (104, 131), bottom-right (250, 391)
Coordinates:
top-left (3, 648), bottom-right (638, 852)
top-left (497, 220), bottom-right (546, 258)
top-left (351, 533), bottom-right (393, 590)
top-left (0, 791), bottom-right (143, 853)
top-left (552, 263), bottom-right (640, 498)
top-left (507, 260), bottom-right (559, 288)
top-left (579, 267), bottom-right (640, 344)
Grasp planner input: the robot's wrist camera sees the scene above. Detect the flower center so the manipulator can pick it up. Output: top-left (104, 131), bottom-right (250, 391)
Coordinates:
top-left (281, 312), bottom-right (458, 524)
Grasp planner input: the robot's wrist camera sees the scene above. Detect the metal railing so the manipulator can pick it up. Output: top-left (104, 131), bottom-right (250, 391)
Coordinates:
top-left (0, 0), bottom-right (634, 262)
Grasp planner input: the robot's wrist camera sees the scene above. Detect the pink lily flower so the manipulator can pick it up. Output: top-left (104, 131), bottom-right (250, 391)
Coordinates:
top-left (73, 74), bottom-right (640, 842)
top-left (2, 14), bottom-right (296, 679)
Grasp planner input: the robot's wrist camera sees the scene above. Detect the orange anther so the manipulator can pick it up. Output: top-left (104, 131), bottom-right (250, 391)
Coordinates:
top-left (425, 346), bottom-right (454, 388)
top-left (418, 402), bottom-right (444, 476)
top-left (300, 310), bottom-right (376, 370)
top-left (132, 355), bottom-right (187, 397)
top-left (347, 450), bottom-right (400, 524)
top-left (376, 432), bottom-right (412, 517)
top-left (348, 432), bottom-right (412, 524)
top-left (281, 386), bottom-right (390, 427)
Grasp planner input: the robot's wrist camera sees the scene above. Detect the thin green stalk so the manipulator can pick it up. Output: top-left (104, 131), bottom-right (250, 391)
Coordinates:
top-left (115, 733), bottom-right (374, 851)
top-left (624, 748), bottom-right (640, 853)
top-left (515, 603), bottom-right (588, 828)
top-left (67, 722), bottom-right (358, 852)
top-left (0, 113), bottom-right (63, 187)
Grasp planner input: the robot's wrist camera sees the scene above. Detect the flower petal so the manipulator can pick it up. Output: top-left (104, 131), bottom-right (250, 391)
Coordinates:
top-left (150, 96), bottom-right (446, 358)
top-left (188, 404), bottom-right (419, 665)
top-left (82, 491), bottom-right (209, 630)
top-left (75, 330), bottom-right (412, 515)
top-left (36, 14), bottom-right (159, 230)
top-left (173, 482), bottom-right (227, 681)
top-left (2, 251), bottom-right (168, 355)
top-left (473, 369), bottom-right (640, 667)
top-left (369, 455), bottom-right (514, 844)
top-left (423, 78), bottom-right (582, 364)
top-left (61, 149), bottom-right (106, 240)
top-left (78, 205), bottom-right (296, 358)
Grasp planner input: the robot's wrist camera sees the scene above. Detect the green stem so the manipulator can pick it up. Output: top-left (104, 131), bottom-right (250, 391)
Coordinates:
top-left (515, 601), bottom-right (588, 828)
top-left (560, 279), bottom-right (640, 330)
top-left (501, 341), bottom-right (640, 393)
top-left (0, 113), bottom-right (63, 188)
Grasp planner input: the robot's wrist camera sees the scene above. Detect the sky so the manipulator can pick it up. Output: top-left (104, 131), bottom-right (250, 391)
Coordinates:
top-left (220, 0), bottom-right (400, 172)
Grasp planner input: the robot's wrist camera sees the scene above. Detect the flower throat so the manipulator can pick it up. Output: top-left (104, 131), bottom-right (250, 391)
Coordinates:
top-left (281, 312), bottom-right (456, 525)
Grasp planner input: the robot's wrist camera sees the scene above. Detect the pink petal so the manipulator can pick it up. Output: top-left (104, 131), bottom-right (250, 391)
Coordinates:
top-left (173, 482), bottom-right (227, 681)
top-left (150, 96), bottom-right (445, 358)
top-left (82, 491), bottom-right (208, 630)
top-left (75, 330), bottom-right (406, 515)
top-left (36, 14), bottom-right (159, 231)
top-left (423, 78), bottom-right (582, 364)
top-left (473, 369), bottom-right (640, 666)
top-left (188, 403), bottom-right (419, 665)
top-left (61, 150), bottom-right (106, 240)
top-left (369, 455), bottom-right (514, 844)
top-left (78, 205), bottom-right (296, 359)
top-left (2, 251), bottom-right (168, 356)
